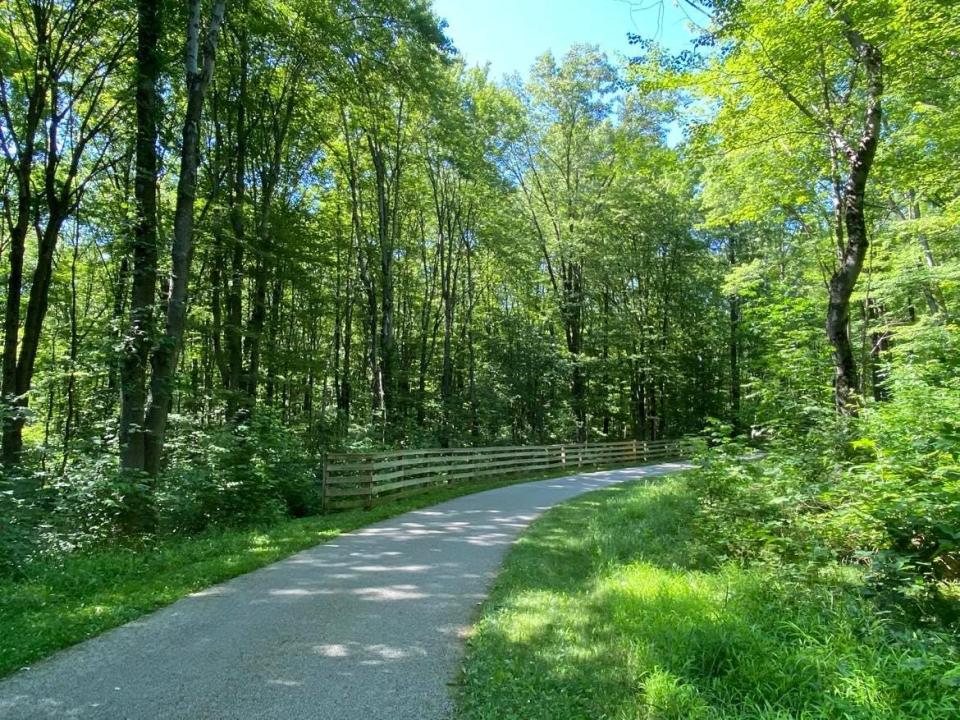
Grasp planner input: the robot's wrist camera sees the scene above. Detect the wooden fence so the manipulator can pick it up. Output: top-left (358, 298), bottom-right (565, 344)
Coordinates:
top-left (320, 438), bottom-right (690, 511)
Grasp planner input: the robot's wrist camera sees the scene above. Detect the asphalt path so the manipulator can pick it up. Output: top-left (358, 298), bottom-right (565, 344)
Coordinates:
top-left (0, 461), bottom-right (692, 720)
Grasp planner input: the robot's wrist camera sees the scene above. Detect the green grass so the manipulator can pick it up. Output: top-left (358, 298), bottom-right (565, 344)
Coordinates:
top-left (456, 477), bottom-right (960, 720)
top-left (0, 469), bottom-right (580, 679)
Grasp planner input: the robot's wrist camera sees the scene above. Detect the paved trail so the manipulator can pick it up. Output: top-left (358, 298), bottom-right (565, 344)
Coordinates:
top-left (0, 462), bottom-right (692, 720)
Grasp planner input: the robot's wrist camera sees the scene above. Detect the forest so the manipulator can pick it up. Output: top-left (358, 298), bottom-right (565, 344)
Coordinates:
top-left (0, 0), bottom-right (733, 540)
top-left (0, 0), bottom-right (958, 714)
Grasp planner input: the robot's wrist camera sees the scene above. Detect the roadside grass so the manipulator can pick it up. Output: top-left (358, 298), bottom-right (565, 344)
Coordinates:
top-left (0, 466), bottom-right (597, 679)
top-left (456, 477), bottom-right (960, 720)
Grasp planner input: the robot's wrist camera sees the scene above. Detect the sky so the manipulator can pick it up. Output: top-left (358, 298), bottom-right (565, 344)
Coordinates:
top-left (430, 0), bottom-right (698, 80)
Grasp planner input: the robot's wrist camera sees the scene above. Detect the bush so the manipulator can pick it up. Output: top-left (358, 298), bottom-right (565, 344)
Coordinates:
top-left (0, 413), bottom-right (318, 577)
top-left (688, 404), bottom-right (960, 628)
top-left (158, 413), bottom-right (318, 534)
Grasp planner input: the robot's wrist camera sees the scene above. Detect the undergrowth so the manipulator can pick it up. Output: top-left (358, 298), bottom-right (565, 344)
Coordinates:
top-left (456, 475), bottom-right (960, 720)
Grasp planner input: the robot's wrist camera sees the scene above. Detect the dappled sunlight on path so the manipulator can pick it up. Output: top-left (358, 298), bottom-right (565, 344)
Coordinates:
top-left (0, 462), bottom-right (692, 720)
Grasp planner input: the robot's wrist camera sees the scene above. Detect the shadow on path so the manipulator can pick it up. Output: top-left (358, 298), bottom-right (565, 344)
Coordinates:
top-left (0, 462), bottom-right (692, 720)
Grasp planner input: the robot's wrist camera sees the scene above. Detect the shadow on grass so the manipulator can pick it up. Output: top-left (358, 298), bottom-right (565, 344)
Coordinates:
top-left (0, 470), bottom-right (565, 679)
top-left (457, 478), bottom-right (960, 720)
top-left (0, 463), bottom-right (686, 718)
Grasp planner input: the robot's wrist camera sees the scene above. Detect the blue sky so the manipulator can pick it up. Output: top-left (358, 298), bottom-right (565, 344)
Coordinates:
top-left (431, 0), bottom-right (697, 79)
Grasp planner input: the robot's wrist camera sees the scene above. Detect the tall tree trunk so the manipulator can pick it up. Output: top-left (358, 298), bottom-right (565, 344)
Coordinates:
top-left (601, 289), bottom-right (610, 436)
top-left (825, 24), bottom-right (882, 415)
top-left (210, 235), bottom-right (230, 388)
top-left (61, 224), bottom-right (83, 474)
top-left (264, 276), bottom-right (282, 404)
top-left (243, 249), bottom-right (268, 407)
top-left (415, 223), bottom-right (439, 428)
top-left (142, 0), bottom-right (227, 477)
top-left (3, 209), bottom-right (64, 466)
top-left (108, 253), bottom-right (131, 396)
top-left (631, 355), bottom-right (646, 441)
top-left (332, 236), bottom-right (344, 417)
top-left (867, 298), bottom-right (891, 401)
top-left (440, 292), bottom-right (455, 447)
top-left (119, 0), bottom-right (162, 475)
top-left (1, 59), bottom-right (46, 468)
top-left (225, 39), bottom-right (248, 419)
top-left (368, 136), bottom-right (395, 425)
top-left (464, 239), bottom-right (478, 438)
top-left (1, 192), bottom-right (30, 465)
top-left (432, 171), bottom-right (461, 448)
top-left (359, 248), bottom-right (382, 417)
top-left (339, 263), bottom-right (354, 426)
top-left (338, 108), bottom-right (368, 420)
top-left (242, 110), bottom-right (290, 409)
top-left (563, 261), bottom-right (586, 441)
top-left (909, 196), bottom-right (949, 319)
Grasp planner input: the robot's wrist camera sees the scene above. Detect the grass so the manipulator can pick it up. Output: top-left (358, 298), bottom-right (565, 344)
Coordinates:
top-left (455, 476), bottom-right (960, 720)
top-left (0, 467), bottom-right (591, 679)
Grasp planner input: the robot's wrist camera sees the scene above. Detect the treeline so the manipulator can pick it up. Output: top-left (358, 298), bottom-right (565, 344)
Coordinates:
top-left (0, 1), bottom-right (727, 542)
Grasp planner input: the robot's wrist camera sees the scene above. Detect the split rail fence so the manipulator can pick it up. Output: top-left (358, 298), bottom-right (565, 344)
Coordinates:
top-left (320, 438), bottom-right (691, 511)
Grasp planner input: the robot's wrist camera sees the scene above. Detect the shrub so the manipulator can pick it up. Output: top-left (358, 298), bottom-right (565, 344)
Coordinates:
top-left (158, 413), bottom-right (318, 534)
top-left (0, 413), bottom-right (318, 577)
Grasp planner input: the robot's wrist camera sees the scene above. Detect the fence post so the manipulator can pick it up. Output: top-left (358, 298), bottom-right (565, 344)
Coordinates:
top-left (560, 445), bottom-right (566, 469)
top-left (365, 458), bottom-right (375, 510)
top-left (320, 451), bottom-right (329, 513)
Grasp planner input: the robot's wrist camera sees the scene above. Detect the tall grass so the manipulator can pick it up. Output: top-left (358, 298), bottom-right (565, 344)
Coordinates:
top-left (457, 477), bottom-right (960, 719)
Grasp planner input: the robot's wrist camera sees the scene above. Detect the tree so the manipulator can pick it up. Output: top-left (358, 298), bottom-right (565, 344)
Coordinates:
top-left (679, 0), bottom-right (894, 413)
top-left (119, 0), bottom-right (162, 474)
top-left (512, 46), bottom-right (618, 441)
top-left (118, 0), bottom-right (227, 493)
top-left (0, 0), bottom-right (129, 474)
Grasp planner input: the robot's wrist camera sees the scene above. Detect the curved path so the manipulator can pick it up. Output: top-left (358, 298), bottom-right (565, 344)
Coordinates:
top-left (0, 462), bottom-right (691, 719)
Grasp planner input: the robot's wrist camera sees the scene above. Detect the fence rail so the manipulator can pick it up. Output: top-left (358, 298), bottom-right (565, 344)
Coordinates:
top-left (320, 439), bottom-right (690, 511)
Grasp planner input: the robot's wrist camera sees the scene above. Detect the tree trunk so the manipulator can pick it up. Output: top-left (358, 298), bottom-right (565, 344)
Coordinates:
top-left (631, 356), bottom-right (646, 441)
top-left (142, 0), bottom-right (227, 477)
top-left (243, 249), bottom-right (268, 408)
top-left (464, 240), bottom-right (478, 438)
top-left (225, 52), bottom-right (247, 417)
top-left (360, 254), bottom-right (383, 417)
top-left (563, 261), bottom-right (586, 441)
top-left (119, 0), bottom-right (162, 475)
top-left (264, 277), bottom-right (282, 404)
top-left (415, 228), bottom-right (439, 428)
top-left (6, 154), bottom-right (72, 472)
top-left (1, 67), bottom-right (45, 468)
top-left (867, 298), bottom-right (891, 402)
top-left (728, 236), bottom-right (741, 431)
top-left (825, 24), bottom-right (882, 415)
top-left (59, 219), bottom-right (85, 474)
top-left (339, 268), bottom-right (354, 426)
top-left (909, 196), bottom-right (948, 319)
top-left (332, 238), bottom-right (343, 418)
top-left (369, 136), bottom-right (395, 424)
